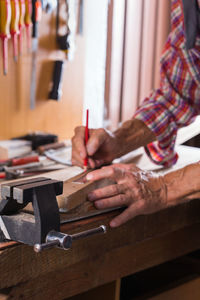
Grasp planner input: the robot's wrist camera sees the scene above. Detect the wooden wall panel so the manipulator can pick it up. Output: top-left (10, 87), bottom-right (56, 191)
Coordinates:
top-left (119, 0), bottom-right (171, 122)
top-left (0, 8), bottom-right (85, 140)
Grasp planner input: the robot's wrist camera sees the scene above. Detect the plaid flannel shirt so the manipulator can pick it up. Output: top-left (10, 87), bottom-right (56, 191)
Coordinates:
top-left (134, 0), bottom-right (200, 167)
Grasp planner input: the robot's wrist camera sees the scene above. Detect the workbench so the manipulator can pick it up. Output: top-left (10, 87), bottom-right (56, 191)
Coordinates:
top-left (1, 199), bottom-right (200, 299)
top-left (0, 145), bottom-right (200, 300)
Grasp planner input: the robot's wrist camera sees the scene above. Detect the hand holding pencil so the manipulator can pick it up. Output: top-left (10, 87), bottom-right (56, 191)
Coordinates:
top-left (71, 112), bottom-right (120, 169)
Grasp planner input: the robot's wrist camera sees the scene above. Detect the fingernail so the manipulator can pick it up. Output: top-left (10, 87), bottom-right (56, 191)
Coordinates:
top-left (86, 173), bottom-right (93, 181)
top-left (95, 201), bottom-right (103, 209)
top-left (88, 192), bottom-right (95, 201)
top-left (110, 220), bottom-right (117, 227)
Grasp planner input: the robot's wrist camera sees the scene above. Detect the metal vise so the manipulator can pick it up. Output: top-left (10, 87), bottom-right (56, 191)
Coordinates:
top-left (0, 177), bottom-right (106, 252)
top-left (0, 177), bottom-right (62, 245)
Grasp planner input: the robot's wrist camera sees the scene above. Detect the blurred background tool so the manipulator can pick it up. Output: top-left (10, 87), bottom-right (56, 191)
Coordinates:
top-left (48, 60), bottom-right (64, 100)
top-left (48, 0), bottom-right (69, 101)
top-left (13, 132), bottom-right (58, 150)
top-left (10, 0), bottom-right (19, 61)
top-left (18, 0), bottom-right (25, 55)
top-left (0, 0), bottom-right (11, 75)
top-left (37, 141), bottom-right (72, 165)
top-left (37, 141), bottom-right (66, 154)
top-left (30, 0), bottom-right (42, 109)
top-left (0, 155), bottom-right (40, 170)
top-left (24, 0), bottom-right (32, 50)
top-left (55, 0), bottom-right (69, 55)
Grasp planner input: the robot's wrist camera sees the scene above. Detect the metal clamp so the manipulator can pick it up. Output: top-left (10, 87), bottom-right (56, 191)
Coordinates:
top-left (34, 225), bottom-right (106, 253)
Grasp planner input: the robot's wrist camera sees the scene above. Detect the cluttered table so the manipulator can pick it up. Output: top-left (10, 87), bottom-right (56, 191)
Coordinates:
top-left (0, 142), bottom-right (200, 299)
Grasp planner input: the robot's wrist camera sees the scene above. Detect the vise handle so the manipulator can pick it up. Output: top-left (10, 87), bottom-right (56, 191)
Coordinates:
top-left (34, 225), bottom-right (106, 252)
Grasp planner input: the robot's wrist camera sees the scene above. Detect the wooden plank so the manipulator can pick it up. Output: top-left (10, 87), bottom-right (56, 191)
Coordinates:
top-left (58, 177), bottom-right (114, 212)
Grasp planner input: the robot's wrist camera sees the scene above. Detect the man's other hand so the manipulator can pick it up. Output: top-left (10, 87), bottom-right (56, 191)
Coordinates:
top-left (86, 164), bottom-right (167, 227)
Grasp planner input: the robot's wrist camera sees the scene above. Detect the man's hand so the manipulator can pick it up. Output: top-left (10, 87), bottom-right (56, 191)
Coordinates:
top-left (71, 127), bottom-right (120, 168)
top-left (86, 164), bottom-right (167, 228)
top-left (71, 119), bottom-right (156, 169)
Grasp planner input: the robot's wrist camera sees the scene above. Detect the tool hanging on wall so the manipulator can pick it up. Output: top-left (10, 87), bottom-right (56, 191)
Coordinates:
top-left (18, 0), bottom-right (25, 55)
top-left (10, 0), bottom-right (20, 61)
top-left (55, 0), bottom-right (69, 55)
top-left (48, 0), bottom-right (69, 101)
top-left (0, 0), bottom-right (11, 75)
top-left (48, 0), bottom-right (78, 101)
top-left (24, 0), bottom-right (32, 50)
top-left (48, 60), bottom-right (64, 100)
top-left (29, 0), bottom-right (42, 109)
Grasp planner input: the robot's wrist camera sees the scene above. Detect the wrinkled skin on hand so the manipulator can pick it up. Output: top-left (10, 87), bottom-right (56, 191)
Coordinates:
top-left (71, 126), bottom-right (120, 168)
top-left (87, 164), bottom-right (167, 228)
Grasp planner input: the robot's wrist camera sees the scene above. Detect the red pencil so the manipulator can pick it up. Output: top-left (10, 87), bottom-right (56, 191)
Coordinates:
top-left (84, 109), bottom-right (89, 169)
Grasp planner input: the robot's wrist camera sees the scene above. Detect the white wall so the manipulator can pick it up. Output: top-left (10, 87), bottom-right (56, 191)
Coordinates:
top-left (83, 0), bottom-right (109, 128)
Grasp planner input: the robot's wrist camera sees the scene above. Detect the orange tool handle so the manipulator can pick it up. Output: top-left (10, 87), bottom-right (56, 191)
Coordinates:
top-left (18, 0), bottom-right (25, 28)
top-left (24, 0), bottom-right (32, 27)
top-left (11, 155), bottom-right (39, 166)
top-left (10, 0), bottom-right (19, 34)
top-left (0, 0), bottom-right (12, 37)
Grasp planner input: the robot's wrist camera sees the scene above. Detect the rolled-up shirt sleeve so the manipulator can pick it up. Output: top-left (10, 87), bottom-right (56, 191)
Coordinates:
top-left (133, 0), bottom-right (200, 167)
top-left (134, 86), bottom-right (198, 167)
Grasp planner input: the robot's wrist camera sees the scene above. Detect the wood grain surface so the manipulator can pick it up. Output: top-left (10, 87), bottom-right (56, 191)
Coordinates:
top-left (1, 199), bottom-right (200, 299)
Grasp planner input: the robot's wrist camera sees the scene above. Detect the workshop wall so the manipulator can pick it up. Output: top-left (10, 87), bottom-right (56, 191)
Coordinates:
top-left (0, 5), bottom-right (85, 140)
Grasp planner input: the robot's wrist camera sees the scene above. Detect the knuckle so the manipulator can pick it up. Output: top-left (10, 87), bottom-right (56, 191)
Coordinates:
top-left (118, 194), bottom-right (125, 204)
top-left (109, 168), bottom-right (115, 176)
top-left (112, 185), bottom-right (118, 194)
top-left (74, 126), bottom-right (84, 134)
top-left (97, 128), bottom-right (105, 135)
top-left (138, 200), bottom-right (145, 209)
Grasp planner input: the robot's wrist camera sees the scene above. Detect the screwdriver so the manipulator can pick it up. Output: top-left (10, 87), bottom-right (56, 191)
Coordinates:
top-left (0, 0), bottom-right (11, 75)
top-left (18, 0), bottom-right (25, 55)
top-left (24, 0), bottom-right (32, 50)
top-left (10, 0), bottom-right (20, 61)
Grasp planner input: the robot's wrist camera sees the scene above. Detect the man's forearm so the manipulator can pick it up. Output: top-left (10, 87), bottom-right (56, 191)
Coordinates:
top-left (164, 162), bottom-right (200, 206)
top-left (113, 118), bottom-right (156, 158)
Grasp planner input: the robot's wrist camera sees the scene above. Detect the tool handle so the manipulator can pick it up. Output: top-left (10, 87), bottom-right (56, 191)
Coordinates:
top-left (0, 172), bottom-right (6, 179)
top-left (48, 60), bottom-right (64, 101)
top-left (11, 155), bottom-right (39, 166)
top-left (10, 0), bottom-right (19, 33)
top-left (24, 0), bottom-right (32, 49)
top-left (34, 225), bottom-right (106, 253)
top-left (18, 0), bottom-right (25, 27)
top-left (24, 0), bottom-right (32, 26)
top-left (0, 0), bottom-right (12, 36)
top-left (37, 141), bottom-right (66, 154)
top-left (31, 0), bottom-right (41, 37)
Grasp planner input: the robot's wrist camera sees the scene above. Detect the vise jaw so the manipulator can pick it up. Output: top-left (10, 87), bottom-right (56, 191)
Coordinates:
top-left (0, 177), bottom-right (63, 246)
